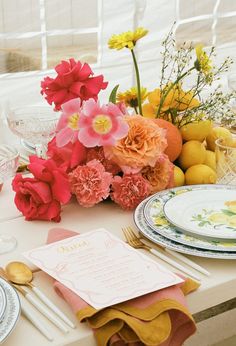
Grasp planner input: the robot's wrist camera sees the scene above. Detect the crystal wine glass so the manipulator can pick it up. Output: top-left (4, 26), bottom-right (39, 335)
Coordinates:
top-left (0, 145), bottom-right (19, 253)
top-left (6, 105), bottom-right (60, 158)
top-left (228, 72), bottom-right (236, 133)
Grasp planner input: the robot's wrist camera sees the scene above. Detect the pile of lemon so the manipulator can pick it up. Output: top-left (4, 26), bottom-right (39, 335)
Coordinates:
top-left (173, 120), bottom-right (234, 186)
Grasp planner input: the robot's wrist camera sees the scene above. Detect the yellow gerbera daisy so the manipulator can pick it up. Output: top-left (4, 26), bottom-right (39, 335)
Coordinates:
top-left (108, 27), bottom-right (148, 50)
top-left (194, 44), bottom-right (212, 75)
top-left (117, 87), bottom-right (148, 108)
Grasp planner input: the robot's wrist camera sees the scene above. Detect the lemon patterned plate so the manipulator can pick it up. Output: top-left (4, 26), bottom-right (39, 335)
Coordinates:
top-left (135, 191), bottom-right (236, 259)
top-left (163, 187), bottom-right (236, 240)
top-left (143, 185), bottom-right (236, 252)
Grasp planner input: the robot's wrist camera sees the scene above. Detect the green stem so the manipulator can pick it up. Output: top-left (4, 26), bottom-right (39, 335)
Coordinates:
top-left (157, 66), bottom-right (195, 117)
top-left (131, 49), bottom-right (143, 115)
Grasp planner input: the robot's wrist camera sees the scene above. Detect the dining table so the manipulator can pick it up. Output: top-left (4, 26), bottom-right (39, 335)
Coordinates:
top-left (1, 176), bottom-right (236, 346)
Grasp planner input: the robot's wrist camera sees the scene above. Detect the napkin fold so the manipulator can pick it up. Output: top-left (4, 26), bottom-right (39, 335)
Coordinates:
top-left (47, 228), bottom-right (200, 346)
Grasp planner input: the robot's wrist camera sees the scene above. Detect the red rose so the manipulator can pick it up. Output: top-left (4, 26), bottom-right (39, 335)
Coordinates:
top-left (47, 137), bottom-right (87, 173)
top-left (12, 174), bottom-right (61, 222)
top-left (41, 59), bottom-right (108, 111)
top-left (28, 156), bottom-right (71, 204)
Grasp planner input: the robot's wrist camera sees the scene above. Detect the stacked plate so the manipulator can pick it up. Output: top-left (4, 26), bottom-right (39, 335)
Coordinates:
top-left (134, 184), bottom-right (236, 259)
top-left (0, 278), bottom-right (21, 343)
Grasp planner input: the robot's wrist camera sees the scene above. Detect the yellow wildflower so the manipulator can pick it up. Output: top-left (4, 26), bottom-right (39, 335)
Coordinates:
top-left (108, 27), bottom-right (148, 50)
top-left (195, 44), bottom-right (212, 75)
top-left (117, 87), bottom-right (148, 108)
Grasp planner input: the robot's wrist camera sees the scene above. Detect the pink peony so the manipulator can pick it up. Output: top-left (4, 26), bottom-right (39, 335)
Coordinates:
top-left (141, 154), bottom-right (174, 193)
top-left (28, 156), bottom-right (71, 204)
top-left (47, 137), bottom-right (87, 173)
top-left (41, 59), bottom-right (108, 111)
top-left (78, 99), bottom-right (129, 147)
top-left (56, 98), bottom-right (81, 147)
top-left (68, 159), bottom-right (112, 207)
top-left (110, 174), bottom-right (150, 210)
top-left (12, 174), bottom-right (61, 222)
top-left (86, 147), bottom-right (120, 175)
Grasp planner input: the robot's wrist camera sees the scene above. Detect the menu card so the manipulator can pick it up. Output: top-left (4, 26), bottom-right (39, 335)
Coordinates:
top-left (23, 228), bottom-right (183, 309)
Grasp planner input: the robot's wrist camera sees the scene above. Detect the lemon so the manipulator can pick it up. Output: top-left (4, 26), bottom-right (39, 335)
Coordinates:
top-left (208, 213), bottom-right (229, 223)
top-left (228, 215), bottom-right (236, 227)
top-left (206, 127), bottom-right (233, 151)
top-left (204, 150), bottom-right (216, 171)
top-left (185, 164), bottom-right (217, 185)
top-left (173, 165), bottom-right (185, 187)
top-left (178, 140), bottom-right (206, 170)
top-left (180, 119), bottom-right (212, 142)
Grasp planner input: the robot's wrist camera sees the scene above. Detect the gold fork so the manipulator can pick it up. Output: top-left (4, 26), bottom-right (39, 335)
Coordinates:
top-left (122, 227), bottom-right (202, 281)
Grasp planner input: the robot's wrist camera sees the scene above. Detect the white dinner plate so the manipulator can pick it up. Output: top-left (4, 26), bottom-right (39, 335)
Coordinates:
top-left (163, 187), bottom-right (236, 241)
top-left (0, 285), bottom-right (7, 323)
top-left (143, 185), bottom-right (236, 252)
top-left (0, 278), bottom-right (21, 344)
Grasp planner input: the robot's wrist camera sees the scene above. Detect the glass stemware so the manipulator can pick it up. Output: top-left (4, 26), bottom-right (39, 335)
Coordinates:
top-left (6, 105), bottom-right (60, 158)
top-left (0, 145), bottom-right (19, 254)
top-left (228, 72), bottom-right (236, 134)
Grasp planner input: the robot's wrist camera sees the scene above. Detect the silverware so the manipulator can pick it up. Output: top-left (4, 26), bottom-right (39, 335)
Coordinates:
top-left (0, 269), bottom-right (53, 341)
top-left (136, 231), bottom-right (210, 276)
top-left (21, 304), bottom-right (54, 341)
top-left (6, 261), bottom-right (75, 329)
top-left (122, 227), bottom-right (201, 281)
top-left (0, 268), bottom-right (69, 334)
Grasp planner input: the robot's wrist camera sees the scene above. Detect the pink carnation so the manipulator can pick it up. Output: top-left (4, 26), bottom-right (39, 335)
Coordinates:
top-left (68, 159), bottom-right (112, 207)
top-left (41, 59), bottom-right (108, 111)
top-left (110, 174), bottom-right (150, 210)
top-left (86, 147), bottom-right (120, 175)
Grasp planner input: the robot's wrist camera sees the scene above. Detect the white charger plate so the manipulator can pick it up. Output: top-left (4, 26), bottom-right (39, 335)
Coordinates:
top-left (0, 278), bottom-right (21, 344)
top-left (163, 188), bottom-right (236, 241)
top-left (143, 185), bottom-right (236, 252)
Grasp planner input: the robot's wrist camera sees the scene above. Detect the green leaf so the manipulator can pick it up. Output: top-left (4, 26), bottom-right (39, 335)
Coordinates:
top-left (109, 84), bottom-right (119, 104)
top-left (221, 209), bottom-right (236, 216)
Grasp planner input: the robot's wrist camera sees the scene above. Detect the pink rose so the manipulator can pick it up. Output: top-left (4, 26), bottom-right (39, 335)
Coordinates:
top-left (41, 59), bottom-right (108, 111)
top-left (110, 174), bottom-right (150, 210)
top-left (28, 156), bottom-right (71, 204)
top-left (47, 137), bottom-right (87, 173)
top-left (69, 159), bottom-right (112, 207)
top-left (12, 174), bottom-right (61, 222)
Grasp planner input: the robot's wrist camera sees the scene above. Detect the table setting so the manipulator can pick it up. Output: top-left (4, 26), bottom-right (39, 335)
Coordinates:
top-left (0, 26), bottom-right (236, 346)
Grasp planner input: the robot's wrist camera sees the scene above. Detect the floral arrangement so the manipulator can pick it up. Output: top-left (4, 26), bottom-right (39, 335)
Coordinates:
top-left (12, 26), bottom-right (236, 222)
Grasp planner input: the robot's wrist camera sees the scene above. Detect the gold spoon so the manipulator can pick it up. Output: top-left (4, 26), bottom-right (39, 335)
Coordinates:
top-left (6, 261), bottom-right (75, 329)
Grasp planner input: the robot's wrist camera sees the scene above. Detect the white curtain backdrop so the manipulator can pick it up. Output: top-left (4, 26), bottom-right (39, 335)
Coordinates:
top-left (0, 0), bottom-right (235, 108)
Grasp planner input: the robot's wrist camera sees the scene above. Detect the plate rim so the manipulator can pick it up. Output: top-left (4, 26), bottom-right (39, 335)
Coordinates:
top-left (0, 277), bottom-right (21, 344)
top-left (163, 187), bottom-right (236, 241)
top-left (143, 185), bottom-right (236, 252)
top-left (0, 284), bottom-right (7, 323)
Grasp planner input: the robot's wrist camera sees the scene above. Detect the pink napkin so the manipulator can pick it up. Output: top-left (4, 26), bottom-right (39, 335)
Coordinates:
top-left (47, 228), bottom-right (199, 346)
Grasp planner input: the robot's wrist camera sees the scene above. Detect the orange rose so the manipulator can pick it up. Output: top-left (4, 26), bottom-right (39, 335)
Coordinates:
top-left (104, 115), bottom-right (167, 173)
